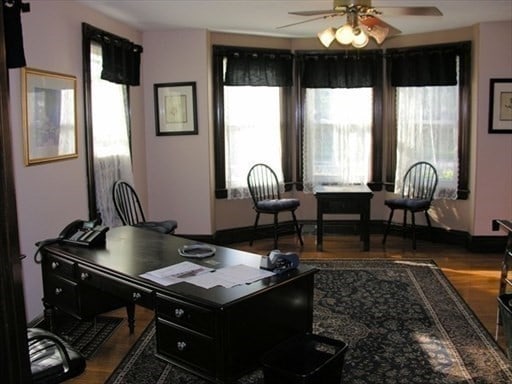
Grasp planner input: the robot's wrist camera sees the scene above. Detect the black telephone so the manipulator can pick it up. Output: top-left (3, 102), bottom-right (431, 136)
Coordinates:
top-left (59, 219), bottom-right (109, 247)
top-left (33, 219), bottom-right (109, 264)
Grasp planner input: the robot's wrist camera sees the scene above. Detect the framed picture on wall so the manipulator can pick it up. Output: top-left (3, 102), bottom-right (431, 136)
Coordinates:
top-left (488, 78), bottom-right (512, 133)
top-left (154, 81), bottom-right (198, 136)
top-left (21, 68), bottom-right (78, 165)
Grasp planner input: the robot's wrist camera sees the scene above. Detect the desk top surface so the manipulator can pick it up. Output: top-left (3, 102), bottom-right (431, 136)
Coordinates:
top-left (45, 226), bottom-right (317, 308)
top-left (314, 184), bottom-right (373, 196)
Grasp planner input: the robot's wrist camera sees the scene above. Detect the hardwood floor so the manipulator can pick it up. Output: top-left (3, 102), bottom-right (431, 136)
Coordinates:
top-left (67, 233), bottom-right (508, 383)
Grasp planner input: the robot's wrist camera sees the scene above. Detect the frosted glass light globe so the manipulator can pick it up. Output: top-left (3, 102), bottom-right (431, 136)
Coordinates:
top-left (335, 24), bottom-right (354, 45)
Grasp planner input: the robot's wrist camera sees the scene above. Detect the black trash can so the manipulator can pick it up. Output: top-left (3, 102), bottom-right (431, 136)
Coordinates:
top-left (498, 293), bottom-right (512, 359)
top-left (261, 333), bottom-right (348, 384)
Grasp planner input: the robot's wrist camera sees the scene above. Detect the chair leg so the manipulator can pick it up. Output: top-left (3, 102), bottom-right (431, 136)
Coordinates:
top-left (250, 213), bottom-right (260, 246)
top-left (425, 210), bottom-right (434, 242)
top-left (402, 210), bottom-right (408, 238)
top-left (382, 209), bottom-right (395, 244)
top-left (273, 213), bottom-right (279, 250)
top-left (291, 211), bottom-right (304, 246)
top-left (411, 212), bottom-right (417, 250)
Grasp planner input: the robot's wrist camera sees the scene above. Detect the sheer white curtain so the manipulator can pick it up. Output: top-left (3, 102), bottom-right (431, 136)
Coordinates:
top-left (224, 86), bottom-right (283, 199)
top-left (91, 42), bottom-right (134, 226)
top-left (303, 88), bottom-right (372, 192)
top-left (395, 86), bottom-right (459, 199)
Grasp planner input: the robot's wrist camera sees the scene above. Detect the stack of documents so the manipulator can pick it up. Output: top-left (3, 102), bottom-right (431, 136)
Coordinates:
top-left (140, 261), bottom-right (275, 289)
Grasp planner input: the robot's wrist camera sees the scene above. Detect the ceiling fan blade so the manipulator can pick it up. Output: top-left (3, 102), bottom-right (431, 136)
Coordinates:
top-left (376, 7), bottom-right (442, 16)
top-left (277, 14), bottom-right (341, 29)
top-left (289, 9), bottom-right (346, 17)
top-left (359, 15), bottom-right (401, 36)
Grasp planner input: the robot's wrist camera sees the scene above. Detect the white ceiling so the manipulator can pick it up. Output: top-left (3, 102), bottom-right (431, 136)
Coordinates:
top-left (76, 0), bottom-right (512, 38)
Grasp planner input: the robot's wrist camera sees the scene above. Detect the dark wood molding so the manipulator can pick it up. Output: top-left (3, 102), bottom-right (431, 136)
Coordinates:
top-left (208, 220), bottom-right (506, 254)
top-left (0, 5), bottom-right (31, 382)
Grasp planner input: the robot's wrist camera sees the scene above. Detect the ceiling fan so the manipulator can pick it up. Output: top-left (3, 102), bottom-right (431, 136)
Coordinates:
top-left (279, 0), bottom-right (442, 48)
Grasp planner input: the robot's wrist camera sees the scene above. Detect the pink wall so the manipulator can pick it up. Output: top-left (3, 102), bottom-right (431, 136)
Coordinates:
top-left (472, 21), bottom-right (512, 234)
top-left (142, 29), bottom-right (213, 235)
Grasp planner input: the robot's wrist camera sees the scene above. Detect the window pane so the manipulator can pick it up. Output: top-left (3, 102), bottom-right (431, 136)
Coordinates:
top-left (395, 86), bottom-right (459, 199)
top-left (90, 42), bottom-right (134, 225)
top-left (224, 86), bottom-right (283, 199)
top-left (303, 88), bottom-right (373, 191)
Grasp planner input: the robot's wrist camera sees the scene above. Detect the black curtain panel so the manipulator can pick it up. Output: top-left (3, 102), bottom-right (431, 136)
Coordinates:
top-left (223, 50), bottom-right (293, 87)
top-left (299, 51), bottom-right (382, 89)
top-left (100, 35), bottom-right (143, 86)
top-left (3, 0), bottom-right (29, 69)
top-left (388, 46), bottom-right (458, 87)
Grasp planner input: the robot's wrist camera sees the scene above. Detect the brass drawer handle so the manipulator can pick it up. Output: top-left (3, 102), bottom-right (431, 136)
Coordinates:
top-left (132, 292), bottom-right (142, 301)
top-left (174, 308), bottom-right (185, 318)
top-left (51, 261), bottom-right (60, 270)
top-left (80, 272), bottom-right (90, 281)
top-left (54, 287), bottom-right (63, 295)
top-left (177, 341), bottom-right (187, 351)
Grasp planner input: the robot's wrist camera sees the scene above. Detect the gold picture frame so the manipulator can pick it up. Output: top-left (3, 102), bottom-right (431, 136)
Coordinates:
top-left (22, 67), bottom-right (78, 165)
top-left (154, 81), bottom-right (198, 135)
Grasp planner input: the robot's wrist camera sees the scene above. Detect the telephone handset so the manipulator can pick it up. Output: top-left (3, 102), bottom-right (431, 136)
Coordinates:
top-left (59, 219), bottom-right (109, 247)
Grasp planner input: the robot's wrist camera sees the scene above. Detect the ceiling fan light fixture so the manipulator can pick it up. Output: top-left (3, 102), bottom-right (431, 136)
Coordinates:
top-left (318, 27), bottom-right (337, 47)
top-left (352, 28), bottom-right (369, 48)
top-left (335, 24), bottom-right (354, 45)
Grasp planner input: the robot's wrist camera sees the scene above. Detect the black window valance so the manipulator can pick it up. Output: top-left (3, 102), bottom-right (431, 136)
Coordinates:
top-left (99, 35), bottom-right (143, 86)
top-left (221, 48), bottom-right (293, 87)
top-left (83, 24), bottom-right (143, 86)
top-left (387, 45), bottom-right (460, 87)
top-left (299, 51), bottom-right (382, 88)
top-left (3, 0), bottom-right (30, 69)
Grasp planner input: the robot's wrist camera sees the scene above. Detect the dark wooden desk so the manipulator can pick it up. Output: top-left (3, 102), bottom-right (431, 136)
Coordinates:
top-left (41, 226), bottom-right (317, 383)
top-left (493, 219), bottom-right (512, 339)
top-left (315, 184), bottom-right (374, 251)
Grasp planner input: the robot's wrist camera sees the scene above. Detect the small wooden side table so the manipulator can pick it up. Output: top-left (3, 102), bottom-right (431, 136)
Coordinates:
top-left (314, 184), bottom-right (374, 251)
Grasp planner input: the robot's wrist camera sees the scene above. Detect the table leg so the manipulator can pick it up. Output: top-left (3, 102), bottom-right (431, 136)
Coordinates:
top-left (317, 208), bottom-right (323, 251)
top-left (361, 200), bottom-right (370, 251)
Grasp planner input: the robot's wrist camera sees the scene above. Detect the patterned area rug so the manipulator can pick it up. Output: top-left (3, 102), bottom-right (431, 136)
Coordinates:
top-left (107, 260), bottom-right (512, 383)
top-left (34, 314), bottom-right (123, 359)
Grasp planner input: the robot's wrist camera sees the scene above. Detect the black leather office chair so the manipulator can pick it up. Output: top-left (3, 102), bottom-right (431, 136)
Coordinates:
top-left (28, 328), bottom-right (86, 384)
top-left (382, 161), bottom-right (438, 250)
top-left (112, 180), bottom-right (177, 234)
top-left (247, 163), bottom-right (303, 249)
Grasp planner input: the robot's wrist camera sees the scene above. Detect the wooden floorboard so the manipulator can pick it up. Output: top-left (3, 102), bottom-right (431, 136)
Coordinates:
top-left (66, 233), bottom-right (508, 383)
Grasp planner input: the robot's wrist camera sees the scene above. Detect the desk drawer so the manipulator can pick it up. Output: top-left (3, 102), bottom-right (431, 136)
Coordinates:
top-left (44, 274), bottom-right (79, 314)
top-left (156, 317), bottom-right (215, 375)
top-left (320, 199), bottom-right (365, 213)
top-left (77, 265), bottom-right (154, 308)
top-left (156, 294), bottom-right (214, 335)
top-left (42, 254), bottom-right (75, 279)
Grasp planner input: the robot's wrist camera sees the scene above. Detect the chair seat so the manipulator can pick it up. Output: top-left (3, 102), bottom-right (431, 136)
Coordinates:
top-left (256, 198), bottom-right (300, 213)
top-left (134, 220), bottom-right (178, 234)
top-left (384, 198), bottom-right (430, 212)
top-left (28, 328), bottom-right (86, 384)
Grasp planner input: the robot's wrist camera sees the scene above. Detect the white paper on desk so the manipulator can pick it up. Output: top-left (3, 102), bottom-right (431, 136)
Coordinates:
top-left (184, 264), bottom-right (274, 289)
top-left (140, 261), bottom-right (214, 286)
